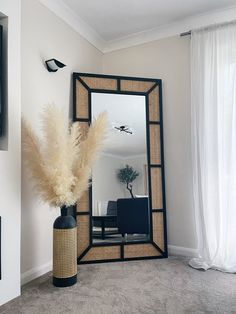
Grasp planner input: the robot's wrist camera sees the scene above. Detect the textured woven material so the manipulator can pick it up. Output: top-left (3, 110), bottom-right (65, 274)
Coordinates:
top-left (53, 228), bottom-right (77, 278)
top-left (150, 124), bottom-right (161, 164)
top-left (82, 246), bottom-right (120, 261)
top-left (151, 168), bottom-right (163, 209)
top-left (152, 212), bottom-right (164, 251)
top-left (148, 85), bottom-right (160, 121)
top-left (76, 215), bottom-right (89, 257)
top-left (124, 244), bottom-right (161, 258)
top-left (76, 81), bottom-right (88, 119)
top-left (77, 190), bottom-right (89, 212)
top-left (120, 79), bottom-right (154, 92)
top-left (82, 77), bottom-right (117, 90)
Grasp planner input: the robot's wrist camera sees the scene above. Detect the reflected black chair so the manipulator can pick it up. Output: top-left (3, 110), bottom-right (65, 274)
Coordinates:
top-left (106, 201), bottom-right (117, 228)
top-left (117, 197), bottom-right (149, 235)
top-left (93, 201), bottom-right (118, 239)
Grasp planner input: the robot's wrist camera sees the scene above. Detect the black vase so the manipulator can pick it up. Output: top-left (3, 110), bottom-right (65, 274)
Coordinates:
top-left (53, 206), bottom-right (77, 287)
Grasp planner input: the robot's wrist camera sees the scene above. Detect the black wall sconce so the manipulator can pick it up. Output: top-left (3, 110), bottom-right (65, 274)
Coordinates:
top-left (45, 59), bottom-right (66, 72)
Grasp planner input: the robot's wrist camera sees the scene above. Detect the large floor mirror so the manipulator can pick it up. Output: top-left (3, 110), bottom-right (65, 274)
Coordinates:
top-left (73, 73), bottom-right (167, 263)
top-left (92, 93), bottom-right (149, 244)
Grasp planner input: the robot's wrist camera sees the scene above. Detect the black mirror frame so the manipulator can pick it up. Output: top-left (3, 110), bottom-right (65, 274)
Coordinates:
top-left (73, 72), bottom-right (167, 264)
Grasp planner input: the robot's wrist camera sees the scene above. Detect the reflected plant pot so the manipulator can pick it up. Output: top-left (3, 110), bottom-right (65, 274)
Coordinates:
top-left (53, 206), bottom-right (77, 287)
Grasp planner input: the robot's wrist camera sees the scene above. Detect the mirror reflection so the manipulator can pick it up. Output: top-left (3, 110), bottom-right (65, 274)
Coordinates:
top-left (92, 93), bottom-right (150, 243)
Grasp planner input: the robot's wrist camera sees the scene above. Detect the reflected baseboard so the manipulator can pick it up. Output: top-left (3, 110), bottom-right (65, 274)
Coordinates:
top-left (93, 233), bottom-right (149, 244)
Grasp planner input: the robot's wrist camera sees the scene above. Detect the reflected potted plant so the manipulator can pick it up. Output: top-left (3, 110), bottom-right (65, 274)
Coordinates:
top-left (117, 164), bottom-right (139, 198)
top-left (22, 105), bottom-right (107, 287)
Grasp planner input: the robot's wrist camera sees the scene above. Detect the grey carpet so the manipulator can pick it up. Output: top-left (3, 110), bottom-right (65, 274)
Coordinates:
top-left (0, 257), bottom-right (235, 314)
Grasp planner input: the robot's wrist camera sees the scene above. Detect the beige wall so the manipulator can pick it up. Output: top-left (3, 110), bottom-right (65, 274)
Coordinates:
top-left (21, 0), bottom-right (103, 283)
top-left (103, 36), bottom-right (197, 250)
top-left (123, 155), bottom-right (147, 197)
top-left (92, 154), bottom-right (147, 214)
top-left (21, 1), bottom-right (196, 286)
top-left (92, 155), bottom-right (125, 215)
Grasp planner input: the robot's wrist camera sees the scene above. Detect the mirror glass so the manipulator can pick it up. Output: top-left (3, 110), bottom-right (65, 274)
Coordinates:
top-left (91, 92), bottom-right (150, 244)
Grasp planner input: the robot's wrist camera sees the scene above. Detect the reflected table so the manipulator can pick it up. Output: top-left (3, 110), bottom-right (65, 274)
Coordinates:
top-left (92, 215), bottom-right (117, 240)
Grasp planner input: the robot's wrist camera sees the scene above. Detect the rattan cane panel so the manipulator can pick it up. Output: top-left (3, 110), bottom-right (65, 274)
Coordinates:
top-left (75, 122), bottom-right (89, 214)
top-left (120, 80), bottom-right (155, 92)
top-left (76, 80), bottom-right (88, 119)
top-left (152, 212), bottom-right (164, 251)
top-left (150, 125), bottom-right (161, 164)
top-left (148, 86), bottom-right (160, 121)
top-left (81, 246), bottom-right (120, 261)
top-left (77, 191), bottom-right (89, 212)
top-left (77, 215), bottom-right (89, 257)
top-left (81, 76), bottom-right (117, 90)
top-left (53, 228), bottom-right (77, 278)
top-left (124, 244), bottom-right (161, 258)
top-left (151, 168), bottom-right (163, 209)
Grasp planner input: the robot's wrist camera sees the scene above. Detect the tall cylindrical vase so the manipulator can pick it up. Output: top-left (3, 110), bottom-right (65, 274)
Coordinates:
top-left (53, 206), bottom-right (77, 287)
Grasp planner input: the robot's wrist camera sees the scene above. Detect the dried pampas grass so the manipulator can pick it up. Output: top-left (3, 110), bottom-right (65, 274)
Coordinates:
top-left (22, 105), bottom-right (108, 207)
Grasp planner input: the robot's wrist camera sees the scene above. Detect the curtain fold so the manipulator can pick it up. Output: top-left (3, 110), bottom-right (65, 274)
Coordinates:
top-left (190, 21), bottom-right (236, 272)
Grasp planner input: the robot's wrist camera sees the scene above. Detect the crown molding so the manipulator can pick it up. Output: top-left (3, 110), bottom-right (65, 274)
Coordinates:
top-left (104, 5), bottom-right (236, 52)
top-left (39, 1), bottom-right (236, 53)
top-left (39, 0), bottom-right (106, 52)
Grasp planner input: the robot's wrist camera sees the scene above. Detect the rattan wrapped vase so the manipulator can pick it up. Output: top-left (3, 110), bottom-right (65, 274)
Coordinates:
top-left (53, 206), bottom-right (77, 287)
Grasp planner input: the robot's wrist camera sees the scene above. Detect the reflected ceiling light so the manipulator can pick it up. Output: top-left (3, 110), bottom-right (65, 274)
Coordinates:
top-left (114, 125), bottom-right (133, 134)
top-left (45, 58), bottom-right (66, 72)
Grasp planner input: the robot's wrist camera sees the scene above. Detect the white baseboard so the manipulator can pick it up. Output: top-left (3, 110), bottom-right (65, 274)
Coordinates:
top-left (168, 245), bottom-right (198, 258)
top-left (20, 246), bottom-right (197, 285)
top-left (21, 261), bottom-right (52, 286)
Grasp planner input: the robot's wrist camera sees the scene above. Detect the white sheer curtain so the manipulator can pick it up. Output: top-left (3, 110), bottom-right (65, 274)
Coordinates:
top-left (190, 21), bottom-right (236, 272)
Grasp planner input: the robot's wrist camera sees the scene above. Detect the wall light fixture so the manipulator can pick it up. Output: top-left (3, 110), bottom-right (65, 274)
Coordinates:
top-left (45, 59), bottom-right (66, 72)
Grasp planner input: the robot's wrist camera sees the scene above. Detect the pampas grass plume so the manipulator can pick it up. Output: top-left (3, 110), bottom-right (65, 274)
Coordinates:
top-left (22, 105), bottom-right (108, 207)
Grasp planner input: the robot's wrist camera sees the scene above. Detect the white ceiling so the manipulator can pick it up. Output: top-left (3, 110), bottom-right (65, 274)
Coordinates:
top-left (91, 93), bottom-right (147, 158)
top-left (63, 0), bottom-right (236, 41)
top-left (40, 0), bottom-right (236, 51)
